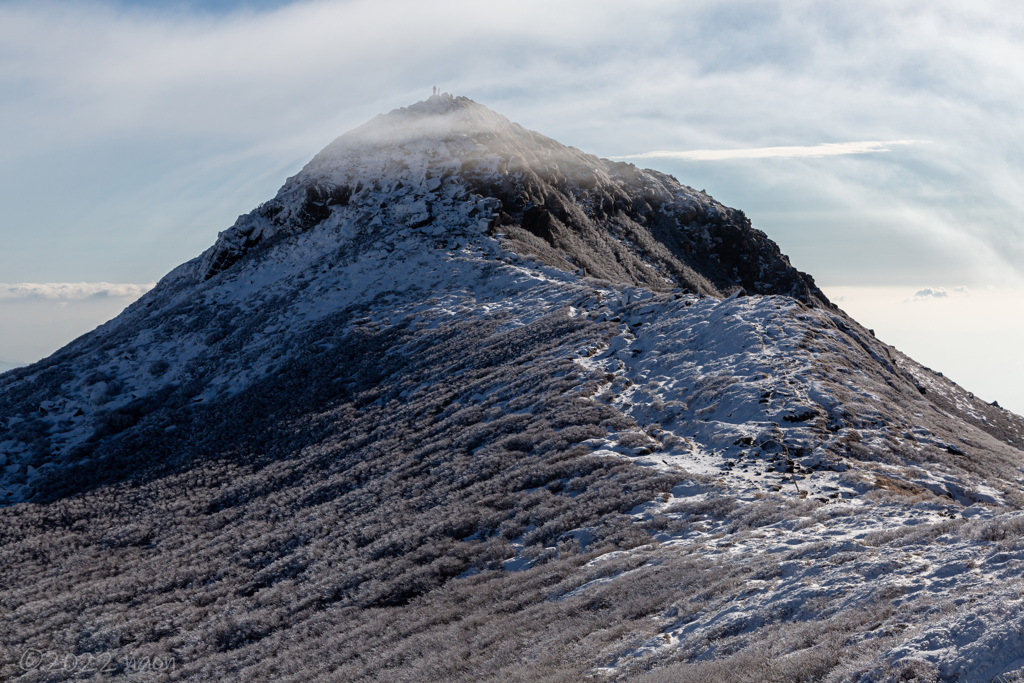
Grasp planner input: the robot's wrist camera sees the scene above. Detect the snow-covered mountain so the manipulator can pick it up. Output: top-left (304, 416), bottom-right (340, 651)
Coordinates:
top-left (3, 94), bottom-right (1024, 681)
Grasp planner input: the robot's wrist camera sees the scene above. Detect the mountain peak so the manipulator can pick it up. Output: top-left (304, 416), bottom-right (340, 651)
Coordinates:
top-left (197, 96), bottom-right (829, 307)
top-left (301, 93), bottom-right (572, 183)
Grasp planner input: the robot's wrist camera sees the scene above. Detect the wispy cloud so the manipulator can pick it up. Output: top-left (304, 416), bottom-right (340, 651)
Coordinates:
top-left (2, 0), bottom-right (1024, 287)
top-left (615, 140), bottom-right (926, 161)
top-left (0, 283), bottom-right (156, 300)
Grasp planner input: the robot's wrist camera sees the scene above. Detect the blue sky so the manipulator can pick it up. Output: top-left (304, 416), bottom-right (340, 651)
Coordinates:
top-left (1, 0), bottom-right (1022, 412)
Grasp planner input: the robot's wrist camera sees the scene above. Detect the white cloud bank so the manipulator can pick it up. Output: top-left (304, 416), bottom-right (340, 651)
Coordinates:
top-left (616, 140), bottom-right (925, 161)
top-left (0, 282), bottom-right (156, 300)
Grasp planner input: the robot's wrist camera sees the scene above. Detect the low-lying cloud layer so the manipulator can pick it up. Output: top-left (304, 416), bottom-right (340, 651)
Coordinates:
top-left (0, 283), bottom-right (153, 365)
top-left (0, 282), bottom-right (156, 300)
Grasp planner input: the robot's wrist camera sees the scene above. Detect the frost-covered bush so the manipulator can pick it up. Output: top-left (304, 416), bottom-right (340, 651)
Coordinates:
top-left (967, 512), bottom-right (1024, 543)
top-left (733, 496), bottom-right (819, 528)
top-left (665, 493), bottom-right (738, 520)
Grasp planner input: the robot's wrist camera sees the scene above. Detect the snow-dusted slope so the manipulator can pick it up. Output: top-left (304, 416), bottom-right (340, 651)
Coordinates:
top-left (2, 94), bottom-right (1024, 681)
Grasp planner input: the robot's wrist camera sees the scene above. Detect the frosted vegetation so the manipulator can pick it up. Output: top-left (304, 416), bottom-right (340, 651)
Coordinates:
top-left (2, 95), bottom-right (1024, 681)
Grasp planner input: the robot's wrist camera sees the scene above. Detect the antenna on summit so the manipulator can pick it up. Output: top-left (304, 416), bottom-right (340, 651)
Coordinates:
top-left (432, 86), bottom-right (437, 97)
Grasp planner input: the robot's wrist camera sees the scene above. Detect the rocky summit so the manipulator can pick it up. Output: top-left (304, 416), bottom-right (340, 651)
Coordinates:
top-left (3, 94), bottom-right (1024, 682)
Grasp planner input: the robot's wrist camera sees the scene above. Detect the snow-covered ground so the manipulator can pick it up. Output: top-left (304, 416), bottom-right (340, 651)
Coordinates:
top-left (575, 487), bottom-right (1024, 681)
